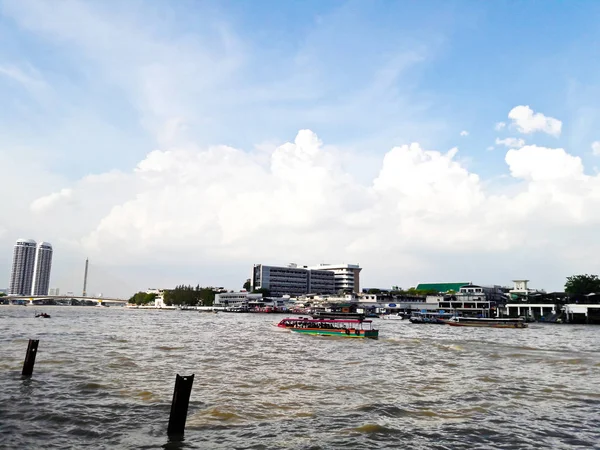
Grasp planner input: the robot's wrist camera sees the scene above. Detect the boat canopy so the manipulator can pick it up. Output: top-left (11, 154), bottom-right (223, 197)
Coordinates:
top-left (279, 317), bottom-right (371, 324)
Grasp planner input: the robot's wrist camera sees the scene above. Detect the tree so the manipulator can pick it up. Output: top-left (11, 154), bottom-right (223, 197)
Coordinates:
top-left (0, 292), bottom-right (6, 297)
top-left (367, 288), bottom-right (381, 294)
top-left (564, 274), bottom-right (600, 296)
top-left (128, 292), bottom-right (157, 305)
top-left (243, 279), bottom-right (251, 291)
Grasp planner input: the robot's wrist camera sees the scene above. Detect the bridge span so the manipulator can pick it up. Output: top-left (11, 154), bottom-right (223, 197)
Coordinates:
top-left (3, 295), bottom-right (128, 305)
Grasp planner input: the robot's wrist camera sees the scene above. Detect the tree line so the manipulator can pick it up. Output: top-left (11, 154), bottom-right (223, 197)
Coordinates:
top-left (128, 285), bottom-right (218, 306)
top-left (163, 285), bottom-right (216, 306)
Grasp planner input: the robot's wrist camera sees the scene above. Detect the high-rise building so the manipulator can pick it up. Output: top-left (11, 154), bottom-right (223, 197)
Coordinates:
top-left (8, 239), bottom-right (37, 295)
top-left (251, 263), bottom-right (336, 297)
top-left (31, 242), bottom-right (53, 296)
top-left (307, 264), bottom-right (362, 293)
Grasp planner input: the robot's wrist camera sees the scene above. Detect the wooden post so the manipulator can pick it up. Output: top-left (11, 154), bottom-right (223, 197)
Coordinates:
top-left (167, 374), bottom-right (194, 437)
top-left (22, 339), bottom-right (39, 377)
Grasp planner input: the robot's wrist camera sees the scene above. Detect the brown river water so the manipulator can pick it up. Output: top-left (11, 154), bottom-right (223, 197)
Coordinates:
top-left (1, 306), bottom-right (599, 449)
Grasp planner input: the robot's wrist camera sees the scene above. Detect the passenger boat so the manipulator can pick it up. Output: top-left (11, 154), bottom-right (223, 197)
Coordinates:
top-left (276, 318), bottom-right (379, 339)
top-left (445, 317), bottom-right (528, 328)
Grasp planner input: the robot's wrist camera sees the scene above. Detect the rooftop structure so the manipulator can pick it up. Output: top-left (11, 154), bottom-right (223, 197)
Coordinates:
top-left (415, 282), bottom-right (470, 293)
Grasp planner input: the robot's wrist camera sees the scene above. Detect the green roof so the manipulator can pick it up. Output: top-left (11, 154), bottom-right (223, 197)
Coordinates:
top-left (415, 282), bottom-right (470, 293)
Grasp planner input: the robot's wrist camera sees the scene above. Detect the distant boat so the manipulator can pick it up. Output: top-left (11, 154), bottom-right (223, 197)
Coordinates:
top-left (35, 313), bottom-right (51, 318)
top-left (445, 317), bottom-right (528, 328)
top-left (382, 313), bottom-right (407, 320)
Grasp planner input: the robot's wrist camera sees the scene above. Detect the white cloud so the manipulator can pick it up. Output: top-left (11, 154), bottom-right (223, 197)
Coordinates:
top-left (460, 130), bottom-right (469, 136)
top-left (12, 129), bottom-right (600, 297)
top-left (486, 146), bottom-right (494, 151)
top-left (3, 1), bottom-right (600, 296)
top-left (30, 188), bottom-right (73, 213)
top-left (495, 137), bottom-right (525, 148)
top-left (592, 141), bottom-right (600, 156)
top-left (507, 105), bottom-right (562, 137)
top-left (505, 145), bottom-right (584, 181)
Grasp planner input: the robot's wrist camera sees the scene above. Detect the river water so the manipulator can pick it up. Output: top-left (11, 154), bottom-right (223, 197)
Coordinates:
top-left (0, 307), bottom-right (599, 449)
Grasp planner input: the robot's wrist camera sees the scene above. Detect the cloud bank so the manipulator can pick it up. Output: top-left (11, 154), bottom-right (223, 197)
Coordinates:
top-left (20, 126), bottom-right (600, 294)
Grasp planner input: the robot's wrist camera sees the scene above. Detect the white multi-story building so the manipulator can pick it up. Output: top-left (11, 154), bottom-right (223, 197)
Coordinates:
top-left (32, 242), bottom-right (53, 296)
top-left (308, 263), bottom-right (362, 293)
top-left (214, 291), bottom-right (264, 308)
top-left (251, 263), bottom-right (335, 297)
top-left (8, 239), bottom-right (37, 296)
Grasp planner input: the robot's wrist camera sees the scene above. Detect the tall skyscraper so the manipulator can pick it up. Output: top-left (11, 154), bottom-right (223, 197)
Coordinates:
top-left (31, 242), bottom-right (53, 296)
top-left (8, 239), bottom-right (37, 295)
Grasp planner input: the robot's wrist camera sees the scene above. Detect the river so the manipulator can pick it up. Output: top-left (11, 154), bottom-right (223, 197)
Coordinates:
top-left (0, 306), bottom-right (599, 449)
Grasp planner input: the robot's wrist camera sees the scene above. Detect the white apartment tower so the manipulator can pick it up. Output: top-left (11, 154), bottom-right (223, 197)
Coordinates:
top-left (31, 242), bottom-right (53, 296)
top-left (8, 239), bottom-right (37, 295)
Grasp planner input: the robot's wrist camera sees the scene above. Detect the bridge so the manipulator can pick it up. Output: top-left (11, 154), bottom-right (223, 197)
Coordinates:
top-left (3, 295), bottom-right (128, 306)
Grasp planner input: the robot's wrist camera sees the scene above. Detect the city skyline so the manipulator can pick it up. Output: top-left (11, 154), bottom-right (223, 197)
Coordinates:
top-left (2, 2), bottom-right (600, 296)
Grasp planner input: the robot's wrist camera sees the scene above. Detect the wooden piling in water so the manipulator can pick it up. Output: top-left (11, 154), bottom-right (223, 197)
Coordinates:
top-left (167, 374), bottom-right (194, 437)
top-left (22, 339), bottom-right (39, 377)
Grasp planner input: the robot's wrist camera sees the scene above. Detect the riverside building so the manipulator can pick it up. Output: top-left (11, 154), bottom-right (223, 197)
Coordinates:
top-left (8, 239), bottom-right (37, 295)
top-left (251, 263), bottom-right (335, 297)
top-left (214, 292), bottom-right (264, 308)
top-left (31, 242), bottom-right (53, 296)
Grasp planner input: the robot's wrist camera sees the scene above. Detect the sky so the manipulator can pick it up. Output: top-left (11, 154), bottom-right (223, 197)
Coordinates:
top-left (2, 0), bottom-right (600, 297)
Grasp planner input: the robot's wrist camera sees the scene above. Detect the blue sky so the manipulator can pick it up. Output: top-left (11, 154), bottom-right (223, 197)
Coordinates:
top-left (3, 0), bottom-right (600, 178)
top-left (2, 0), bottom-right (600, 295)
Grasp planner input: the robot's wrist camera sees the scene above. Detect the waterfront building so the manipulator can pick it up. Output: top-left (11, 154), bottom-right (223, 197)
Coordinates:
top-left (8, 239), bottom-right (37, 295)
top-left (431, 284), bottom-right (509, 317)
top-left (251, 263), bottom-right (335, 297)
top-left (214, 291), bottom-right (264, 308)
top-left (308, 263), bottom-right (362, 293)
top-left (31, 242), bottom-right (53, 296)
